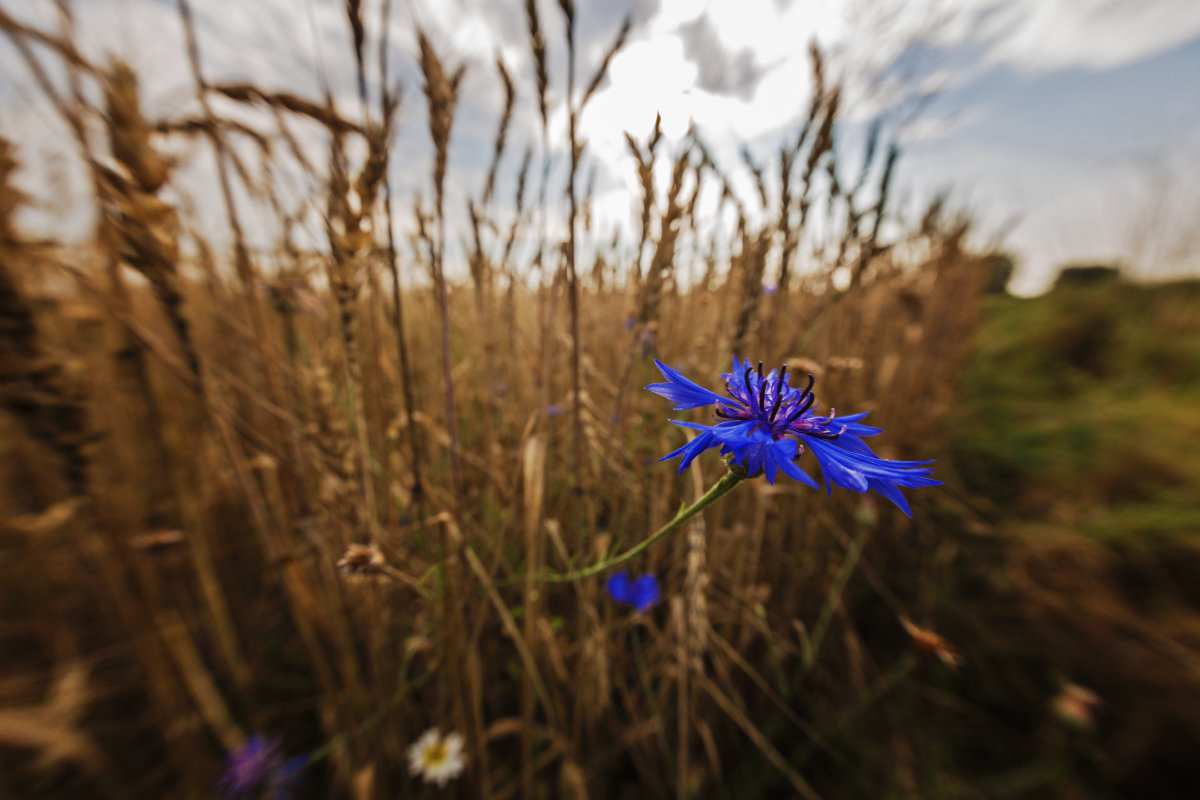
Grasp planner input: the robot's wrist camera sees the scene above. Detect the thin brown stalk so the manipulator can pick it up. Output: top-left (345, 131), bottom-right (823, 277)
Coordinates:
top-left (852, 140), bottom-right (899, 287)
top-left (730, 228), bottom-right (769, 357)
top-left (177, 0), bottom-right (289, 458)
top-left (344, 0), bottom-right (366, 106)
top-left (416, 29), bottom-right (466, 509)
top-left (613, 144), bottom-right (691, 426)
top-left (501, 146), bottom-right (533, 403)
top-left (416, 31), bottom-right (472, 788)
top-left (740, 145), bottom-right (769, 213)
top-left (625, 114), bottom-right (664, 283)
top-left (483, 56), bottom-right (516, 209)
top-left (377, 0), bottom-right (424, 513)
top-left (581, 16), bottom-right (632, 107)
top-left (525, 0), bottom-right (550, 135)
top-left (323, 89), bottom-right (397, 540)
top-left (209, 83), bottom-right (364, 134)
top-left (557, 0), bottom-right (589, 515)
top-left (100, 62), bottom-right (199, 377)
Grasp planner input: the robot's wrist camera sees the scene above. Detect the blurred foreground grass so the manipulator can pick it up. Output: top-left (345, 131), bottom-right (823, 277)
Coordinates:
top-left (936, 272), bottom-right (1200, 799)
top-left (953, 273), bottom-right (1200, 540)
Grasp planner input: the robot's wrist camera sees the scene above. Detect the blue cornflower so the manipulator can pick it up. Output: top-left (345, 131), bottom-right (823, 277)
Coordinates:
top-left (217, 736), bottom-right (306, 800)
top-left (647, 356), bottom-right (941, 516)
top-left (606, 571), bottom-right (661, 612)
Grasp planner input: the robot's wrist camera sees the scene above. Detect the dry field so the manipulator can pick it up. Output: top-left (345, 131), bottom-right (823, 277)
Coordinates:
top-left (6, 3), bottom-right (1195, 799)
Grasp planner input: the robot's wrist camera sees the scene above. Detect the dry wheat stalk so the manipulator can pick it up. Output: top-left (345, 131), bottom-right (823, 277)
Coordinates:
top-left (303, 366), bottom-right (361, 546)
top-left (639, 148), bottom-right (691, 332)
top-left (625, 114), bottom-right (664, 284)
top-left (741, 145), bottom-right (769, 214)
top-left (0, 21), bottom-right (178, 519)
top-left (730, 228), bottom-right (770, 358)
top-left (4, 27), bottom-right (260, 724)
top-left (178, 0), bottom-right (290, 443)
top-left (324, 93), bottom-right (398, 540)
top-left (415, 31), bottom-right (475, 774)
top-left (772, 44), bottom-right (827, 306)
top-left (3, 140), bottom-right (211, 785)
top-left (0, 662), bottom-right (102, 775)
top-left (484, 56), bottom-right (516, 209)
top-left (100, 61), bottom-right (201, 378)
top-left (209, 83), bottom-right (364, 134)
top-left (92, 54), bottom-right (254, 694)
top-left (525, 0), bottom-right (550, 135)
top-left (853, 141), bottom-right (899, 287)
top-left (0, 141), bottom-right (92, 499)
top-left (501, 146), bottom-right (534, 398)
top-left (345, 0), bottom-right (366, 104)
top-left (611, 143), bottom-right (692, 428)
top-left (417, 29), bottom-right (466, 507)
top-left (380, 158), bottom-right (424, 509)
top-left (0, 7), bottom-right (91, 71)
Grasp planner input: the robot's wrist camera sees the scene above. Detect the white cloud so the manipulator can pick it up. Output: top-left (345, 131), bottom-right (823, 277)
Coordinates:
top-left (963, 0), bottom-right (1200, 73)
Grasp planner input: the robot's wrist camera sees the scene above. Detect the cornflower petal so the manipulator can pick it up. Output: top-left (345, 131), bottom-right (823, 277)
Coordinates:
top-left (646, 359), bottom-right (726, 409)
top-left (631, 575), bottom-right (661, 611)
top-left (607, 571), bottom-right (660, 612)
top-left (777, 451), bottom-right (820, 488)
top-left (806, 438), bottom-right (870, 492)
top-left (804, 437), bottom-right (941, 516)
top-left (867, 477), bottom-right (913, 517)
top-left (827, 412), bottom-right (882, 437)
top-left (606, 572), bottom-right (632, 604)
top-left (807, 436), bottom-right (938, 478)
top-left (659, 427), bottom-right (717, 473)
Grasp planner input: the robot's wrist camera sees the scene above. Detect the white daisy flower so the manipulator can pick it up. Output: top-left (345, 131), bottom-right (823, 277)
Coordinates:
top-left (407, 727), bottom-right (467, 787)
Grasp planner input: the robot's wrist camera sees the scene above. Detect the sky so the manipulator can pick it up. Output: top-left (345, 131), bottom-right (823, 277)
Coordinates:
top-left (1, 0), bottom-right (1198, 294)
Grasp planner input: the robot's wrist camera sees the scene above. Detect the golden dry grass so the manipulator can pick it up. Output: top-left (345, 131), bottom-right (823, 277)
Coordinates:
top-left (6, 5), bottom-right (1196, 800)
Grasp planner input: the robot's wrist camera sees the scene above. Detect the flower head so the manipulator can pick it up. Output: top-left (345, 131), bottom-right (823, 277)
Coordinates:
top-left (606, 571), bottom-right (660, 612)
top-left (1051, 683), bottom-right (1101, 731)
top-left (408, 728), bottom-right (467, 788)
top-left (646, 356), bottom-right (940, 516)
top-left (336, 542), bottom-right (386, 582)
top-left (217, 736), bottom-right (305, 800)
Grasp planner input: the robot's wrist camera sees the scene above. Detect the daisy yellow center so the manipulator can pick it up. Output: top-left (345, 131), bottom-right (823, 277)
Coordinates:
top-left (421, 741), bottom-right (449, 769)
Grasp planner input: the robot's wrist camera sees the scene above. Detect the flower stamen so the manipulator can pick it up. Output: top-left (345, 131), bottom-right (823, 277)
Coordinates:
top-left (768, 363), bottom-right (788, 422)
top-left (780, 404), bottom-right (807, 429)
top-left (756, 361), bottom-right (768, 412)
top-left (793, 388), bottom-right (816, 418)
top-left (798, 373), bottom-right (814, 401)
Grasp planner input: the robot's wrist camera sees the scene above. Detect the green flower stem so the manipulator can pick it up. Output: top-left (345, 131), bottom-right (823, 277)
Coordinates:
top-left (529, 469), bottom-right (744, 583)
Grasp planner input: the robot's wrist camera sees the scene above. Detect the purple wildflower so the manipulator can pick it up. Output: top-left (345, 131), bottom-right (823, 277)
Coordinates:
top-left (217, 736), bottom-right (306, 800)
